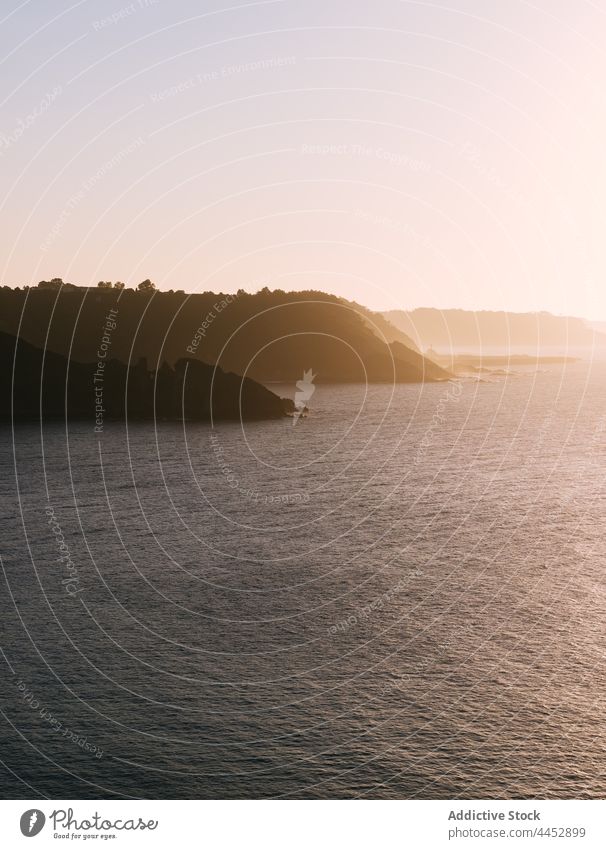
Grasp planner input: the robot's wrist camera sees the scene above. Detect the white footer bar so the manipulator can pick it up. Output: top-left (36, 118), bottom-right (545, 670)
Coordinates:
top-left (0, 799), bottom-right (603, 848)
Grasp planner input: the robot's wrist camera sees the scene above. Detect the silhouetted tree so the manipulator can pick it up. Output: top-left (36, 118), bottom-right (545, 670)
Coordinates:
top-left (114, 281), bottom-right (125, 290)
top-left (37, 278), bottom-right (64, 290)
top-left (137, 279), bottom-right (156, 293)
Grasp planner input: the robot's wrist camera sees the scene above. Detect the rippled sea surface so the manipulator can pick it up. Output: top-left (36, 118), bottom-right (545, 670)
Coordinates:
top-left (2, 361), bottom-right (606, 799)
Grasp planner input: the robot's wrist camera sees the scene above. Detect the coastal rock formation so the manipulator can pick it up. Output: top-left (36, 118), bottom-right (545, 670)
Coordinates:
top-left (0, 332), bottom-right (293, 423)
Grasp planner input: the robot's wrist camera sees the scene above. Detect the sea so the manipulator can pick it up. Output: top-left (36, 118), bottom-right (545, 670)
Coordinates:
top-left (1, 358), bottom-right (606, 799)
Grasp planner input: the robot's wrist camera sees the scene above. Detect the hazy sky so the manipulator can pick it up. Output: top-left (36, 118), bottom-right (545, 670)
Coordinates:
top-left (1, 0), bottom-right (605, 316)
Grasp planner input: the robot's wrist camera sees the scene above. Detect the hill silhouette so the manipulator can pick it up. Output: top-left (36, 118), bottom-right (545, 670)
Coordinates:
top-left (0, 331), bottom-right (293, 423)
top-left (384, 308), bottom-right (605, 351)
top-left (346, 300), bottom-right (420, 351)
top-left (0, 286), bottom-right (449, 384)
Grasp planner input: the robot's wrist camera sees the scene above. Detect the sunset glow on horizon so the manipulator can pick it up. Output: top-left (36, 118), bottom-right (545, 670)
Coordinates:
top-left (2, 0), bottom-right (606, 318)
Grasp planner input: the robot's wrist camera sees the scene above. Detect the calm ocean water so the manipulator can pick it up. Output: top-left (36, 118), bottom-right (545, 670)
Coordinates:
top-left (2, 360), bottom-right (606, 799)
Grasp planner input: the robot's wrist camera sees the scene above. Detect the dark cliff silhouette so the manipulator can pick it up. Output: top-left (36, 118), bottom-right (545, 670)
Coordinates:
top-left (0, 332), bottom-right (294, 423)
top-left (0, 285), bottom-right (450, 384)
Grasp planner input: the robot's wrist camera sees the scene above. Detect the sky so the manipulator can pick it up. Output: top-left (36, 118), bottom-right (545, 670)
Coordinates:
top-left (1, 0), bottom-right (606, 316)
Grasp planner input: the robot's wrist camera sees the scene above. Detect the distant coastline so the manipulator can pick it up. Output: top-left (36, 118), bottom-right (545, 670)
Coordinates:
top-left (0, 283), bottom-right (451, 386)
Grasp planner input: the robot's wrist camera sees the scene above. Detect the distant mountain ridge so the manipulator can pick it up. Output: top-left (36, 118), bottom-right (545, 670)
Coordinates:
top-left (0, 287), bottom-right (449, 384)
top-left (345, 300), bottom-right (420, 352)
top-left (383, 308), bottom-right (606, 350)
